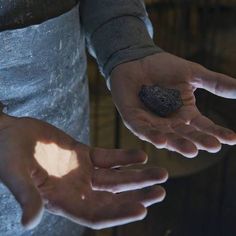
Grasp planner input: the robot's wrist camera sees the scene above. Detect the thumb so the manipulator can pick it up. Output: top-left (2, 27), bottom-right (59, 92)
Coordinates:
top-left (193, 66), bottom-right (236, 99)
top-left (1, 168), bottom-right (44, 230)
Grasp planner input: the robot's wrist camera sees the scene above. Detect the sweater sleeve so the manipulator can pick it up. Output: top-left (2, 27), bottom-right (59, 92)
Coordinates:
top-left (80, 0), bottom-right (163, 89)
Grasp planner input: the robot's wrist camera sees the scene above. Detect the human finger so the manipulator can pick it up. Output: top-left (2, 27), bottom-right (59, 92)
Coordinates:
top-left (190, 114), bottom-right (236, 145)
top-left (165, 132), bottom-right (198, 158)
top-left (128, 119), bottom-right (197, 157)
top-left (117, 185), bottom-right (166, 207)
top-left (172, 122), bottom-right (222, 153)
top-left (0, 165), bottom-right (44, 229)
top-left (54, 190), bottom-right (147, 230)
top-left (193, 66), bottom-right (236, 99)
top-left (87, 201), bottom-right (146, 230)
top-left (92, 167), bottom-right (168, 193)
top-left (139, 126), bottom-right (167, 149)
top-left (125, 118), bottom-right (168, 149)
top-left (86, 186), bottom-right (164, 229)
top-left (90, 148), bottom-right (147, 168)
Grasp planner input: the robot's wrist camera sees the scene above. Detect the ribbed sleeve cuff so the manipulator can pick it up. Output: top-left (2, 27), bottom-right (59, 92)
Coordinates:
top-left (89, 16), bottom-right (163, 87)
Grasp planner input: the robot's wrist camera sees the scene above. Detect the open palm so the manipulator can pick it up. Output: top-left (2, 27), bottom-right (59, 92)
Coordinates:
top-left (110, 52), bottom-right (236, 157)
top-left (38, 143), bottom-right (167, 229)
top-left (0, 114), bottom-right (167, 230)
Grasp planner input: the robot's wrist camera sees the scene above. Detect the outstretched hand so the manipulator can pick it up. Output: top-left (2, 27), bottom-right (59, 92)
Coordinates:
top-left (110, 52), bottom-right (236, 158)
top-left (38, 143), bottom-right (167, 230)
top-left (0, 114), bottom-right (167, 230)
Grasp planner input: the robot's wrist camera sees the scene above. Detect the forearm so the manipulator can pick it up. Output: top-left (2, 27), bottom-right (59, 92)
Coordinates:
top-left (80, 0), bottom-right (162, 88)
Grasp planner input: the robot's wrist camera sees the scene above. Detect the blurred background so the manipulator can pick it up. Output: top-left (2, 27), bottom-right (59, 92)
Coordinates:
top-left (86, 0), bottom-right (236, 235)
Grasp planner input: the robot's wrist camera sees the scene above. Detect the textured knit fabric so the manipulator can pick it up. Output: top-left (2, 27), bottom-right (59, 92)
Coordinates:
top-left (80, 0), bottom-right (163, 88)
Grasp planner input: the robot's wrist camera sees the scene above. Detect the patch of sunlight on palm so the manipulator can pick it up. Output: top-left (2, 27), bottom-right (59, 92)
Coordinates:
top-left (34, 142), bottom-right (79, 177)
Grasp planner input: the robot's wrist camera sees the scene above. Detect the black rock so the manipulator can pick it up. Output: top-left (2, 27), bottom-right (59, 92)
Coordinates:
top-left (139, 85), bottom-right (183, 117)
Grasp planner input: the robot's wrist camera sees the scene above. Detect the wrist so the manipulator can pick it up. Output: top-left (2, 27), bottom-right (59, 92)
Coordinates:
top-left (92, 16), bottom-right (162, 76)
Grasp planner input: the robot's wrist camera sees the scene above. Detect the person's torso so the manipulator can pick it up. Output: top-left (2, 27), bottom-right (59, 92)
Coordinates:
top-left (0, 3), bottom-right (89, 235)
top-left (0, 2), bottom-right (89, 142)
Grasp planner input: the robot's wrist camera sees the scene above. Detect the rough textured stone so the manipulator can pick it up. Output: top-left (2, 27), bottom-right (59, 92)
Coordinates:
top-left (139, 85), bottom-right (183, 117)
